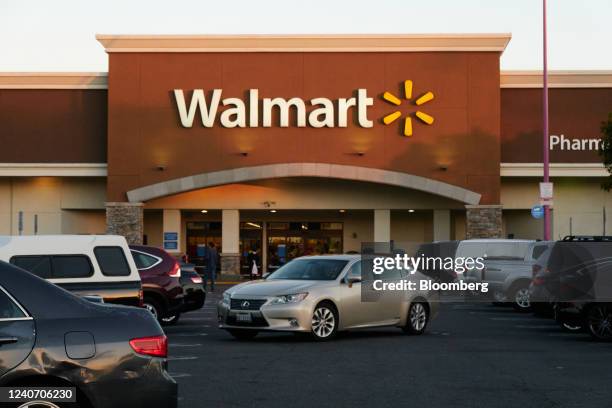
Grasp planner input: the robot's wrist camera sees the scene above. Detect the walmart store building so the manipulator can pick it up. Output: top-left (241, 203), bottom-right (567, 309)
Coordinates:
top-left (1, 34), bottom-right (611, 274)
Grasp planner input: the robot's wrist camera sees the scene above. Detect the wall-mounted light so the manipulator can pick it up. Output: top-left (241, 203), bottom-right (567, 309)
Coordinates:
top-left (201, 210), bottom-right (208, 214)
top-left (354, 152), bottom-right (365, 157)
top-left (240, 152), bottom-right (249, 157)
top-left (438, 165), bottom-right (448, 171)
top-left (339, 209), bottom-right (346, 213)
top-left (270, 209), bottom-right (277, 213)
top-left (408, 209), bottom-right (415, 213)
top-left (156, 165), bottom-right (166, 171)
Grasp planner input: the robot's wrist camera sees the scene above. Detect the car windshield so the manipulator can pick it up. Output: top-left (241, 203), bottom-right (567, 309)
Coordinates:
top-left (267, 259), bottom-right (348, 281)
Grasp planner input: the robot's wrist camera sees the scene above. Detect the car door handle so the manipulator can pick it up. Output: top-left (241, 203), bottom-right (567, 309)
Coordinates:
top-left (0, 337), bottom-right (19, 346)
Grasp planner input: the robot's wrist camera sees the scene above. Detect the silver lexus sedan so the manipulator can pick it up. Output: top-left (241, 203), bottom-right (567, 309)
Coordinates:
top-left (217, 255), bottom-right (439, 341)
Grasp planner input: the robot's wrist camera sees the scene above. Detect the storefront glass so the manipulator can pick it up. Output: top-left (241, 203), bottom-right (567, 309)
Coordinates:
top-left (267, 222), bottom-right (343, 271)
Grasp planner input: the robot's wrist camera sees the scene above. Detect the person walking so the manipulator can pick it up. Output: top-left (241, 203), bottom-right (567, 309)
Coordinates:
top-left (205, 242), bottom-right (218, 292)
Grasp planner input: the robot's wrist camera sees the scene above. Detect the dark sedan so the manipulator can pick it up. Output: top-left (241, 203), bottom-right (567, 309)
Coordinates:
top-left (0, 261), bottom-right (177, 408)
top-left (162, 263), bottom-right (206, 325)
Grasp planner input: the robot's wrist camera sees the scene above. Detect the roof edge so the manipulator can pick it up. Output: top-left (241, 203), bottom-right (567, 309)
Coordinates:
top-left (501, 70), bottom-right (612, 88)
top-left (0, 72), bottom-right (108, 89)
top-left (95, 33), bottom-right (512, 53)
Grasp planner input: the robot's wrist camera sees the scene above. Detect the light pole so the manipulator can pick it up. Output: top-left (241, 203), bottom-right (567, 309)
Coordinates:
top-left (542, 0), bottom-right (551, 240)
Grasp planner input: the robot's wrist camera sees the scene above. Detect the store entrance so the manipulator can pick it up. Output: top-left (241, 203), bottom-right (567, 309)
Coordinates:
top-left (267, 222), bottom-right (343, 271)
top-left (186, 221), bottom-right (222, 272)
top-left (240, 222), bottom-right (263, 276)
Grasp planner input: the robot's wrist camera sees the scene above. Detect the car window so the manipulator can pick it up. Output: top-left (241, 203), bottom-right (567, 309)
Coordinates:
top-left (0, 287), bottom-right (26, 319)
top-left (456, 242), bottom-right (529, 260)
top-left (347, 261), bottom-right (361, 279)
top-left (131, 251), bottom-right (160, 269)
top-left (380, 267), bottom-right (403, 281)
top-left (10, 256), bottom-right (52, 279)
top-left (51, 256), bottom-right (94, 278)
top-left (95, 247), bottom-right (131, 276)
top-left (268, 259), bottom-right (348, 280)
top-left (532, 245), bottom-right (548, 260)
top-left (11, 255), bottom-right (91, 279)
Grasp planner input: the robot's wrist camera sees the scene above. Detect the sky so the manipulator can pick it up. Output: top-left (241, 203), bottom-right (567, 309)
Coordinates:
top-left (0, 0), bottom-right (610, 72)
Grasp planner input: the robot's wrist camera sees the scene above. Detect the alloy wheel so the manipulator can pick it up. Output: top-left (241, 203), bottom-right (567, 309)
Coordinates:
top-left (410, 303), bottom-right (427, 331)
top-left (514, 288), bottom-right (531, 309)
top-left (587, 304), bottom-right (612, 340)
top-left (311, 306), bottom-right (336, 339)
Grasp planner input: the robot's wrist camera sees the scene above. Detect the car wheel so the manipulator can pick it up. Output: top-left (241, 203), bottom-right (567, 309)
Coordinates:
top-left (561, 322), bottom-right (583, 332)
top-left (510, 284), bottom-right (532, 312)
top-left (403, 301), bottom-right (429, 335)
top-left (311, 302), bottom-right (338, 341)
top-left (228, 329), bottom-right (258, 340)
top-left (143, 298), bottom-right (164, 322)
top-left (161, 312), bottom-right (181, 326)
top-left (586, 304), bottom-right (612, 341)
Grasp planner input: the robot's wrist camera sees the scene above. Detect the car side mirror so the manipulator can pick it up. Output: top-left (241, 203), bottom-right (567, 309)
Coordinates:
top-left (345, 277), bottom-right (362, 288)
top-left (262, 272), bottom-right (271, 279)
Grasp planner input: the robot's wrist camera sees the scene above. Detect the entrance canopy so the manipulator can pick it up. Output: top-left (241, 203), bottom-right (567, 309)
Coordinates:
top-left (126, 163), bottom-right (481, 205)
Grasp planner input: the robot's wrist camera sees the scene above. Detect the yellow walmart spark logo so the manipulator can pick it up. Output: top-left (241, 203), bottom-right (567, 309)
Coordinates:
top-left (382, 80), bottom-right (434, 137)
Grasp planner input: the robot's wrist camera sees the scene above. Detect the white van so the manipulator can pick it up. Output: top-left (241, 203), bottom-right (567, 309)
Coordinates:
top-left (0, 235), bottom-right (142, 307)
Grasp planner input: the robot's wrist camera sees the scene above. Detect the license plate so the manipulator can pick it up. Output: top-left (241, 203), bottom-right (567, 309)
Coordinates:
top-left (236, 313), bottom-right (252, 322)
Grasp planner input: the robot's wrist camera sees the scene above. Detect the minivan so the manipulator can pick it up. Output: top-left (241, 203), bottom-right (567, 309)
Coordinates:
top-left (0, 235), bottom-right (142, 307)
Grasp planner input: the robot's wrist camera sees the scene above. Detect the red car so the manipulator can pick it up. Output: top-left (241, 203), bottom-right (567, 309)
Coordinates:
top-left (129, 245), bottom-right (185, 325)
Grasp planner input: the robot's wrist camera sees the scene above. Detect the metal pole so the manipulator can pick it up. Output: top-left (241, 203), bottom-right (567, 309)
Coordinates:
top-left (543, 0), bottom-right (551, 240)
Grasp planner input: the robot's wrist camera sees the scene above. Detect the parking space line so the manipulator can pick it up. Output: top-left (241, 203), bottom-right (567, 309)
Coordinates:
top-left (514, 325), bottom-right (558, 329)
top-left (170, 373), bottom-right (193, 378)
top-left (489, 317), bottom-right (549, 321)
top-left (168, 356), bottom-right (199, 361)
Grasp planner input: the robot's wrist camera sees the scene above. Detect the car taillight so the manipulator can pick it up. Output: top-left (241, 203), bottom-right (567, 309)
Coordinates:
top-left (138, 289), bottom-right (144, 307)
top-left (191, 275), bottom-right (203, 284)
top-left (168, 261), bottom-right (181, 278)
top-left (129, 335), bottom-right (168, 358)
top-left (532, 264), bottom-right (542, 277)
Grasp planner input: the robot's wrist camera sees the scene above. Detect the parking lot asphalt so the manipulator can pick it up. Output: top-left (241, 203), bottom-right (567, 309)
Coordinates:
top-left (165, 286), bottom-right (612, 408)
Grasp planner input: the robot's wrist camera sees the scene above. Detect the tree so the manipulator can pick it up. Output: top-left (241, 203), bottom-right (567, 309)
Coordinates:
top-left (599, 113), bottom-right (612, 191)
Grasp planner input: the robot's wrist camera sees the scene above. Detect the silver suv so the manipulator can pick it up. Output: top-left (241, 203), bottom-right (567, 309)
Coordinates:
top-left (461, 239), bottom-right (553, 310)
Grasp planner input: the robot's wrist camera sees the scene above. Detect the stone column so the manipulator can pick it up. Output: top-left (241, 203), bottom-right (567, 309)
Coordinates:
top-left (106, 202), bottom-right (144, 245)
top-left (221, 209), bottom-right (240, 275)
top-left (465, 205), bottom-right (503, 239)
top-left (433, 209), bottom-right (451, 241)
top-left (374, 209), bottom-right (391, 242)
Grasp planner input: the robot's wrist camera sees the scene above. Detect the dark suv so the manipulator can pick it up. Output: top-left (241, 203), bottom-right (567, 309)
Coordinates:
top-left (130, 245), bottom-right (185, 325)
top-left (532, 236), bottom-right (612, 340)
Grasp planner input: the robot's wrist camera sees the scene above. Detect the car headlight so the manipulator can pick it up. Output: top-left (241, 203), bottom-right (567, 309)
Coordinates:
top-left (270, 293), bottom-right (308, 305)
top-left (222, 292), bottom-right (231, 305)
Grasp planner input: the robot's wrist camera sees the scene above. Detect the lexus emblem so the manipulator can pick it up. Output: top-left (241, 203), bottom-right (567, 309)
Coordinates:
top-left (241, 300), bottom-right (250, 308)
